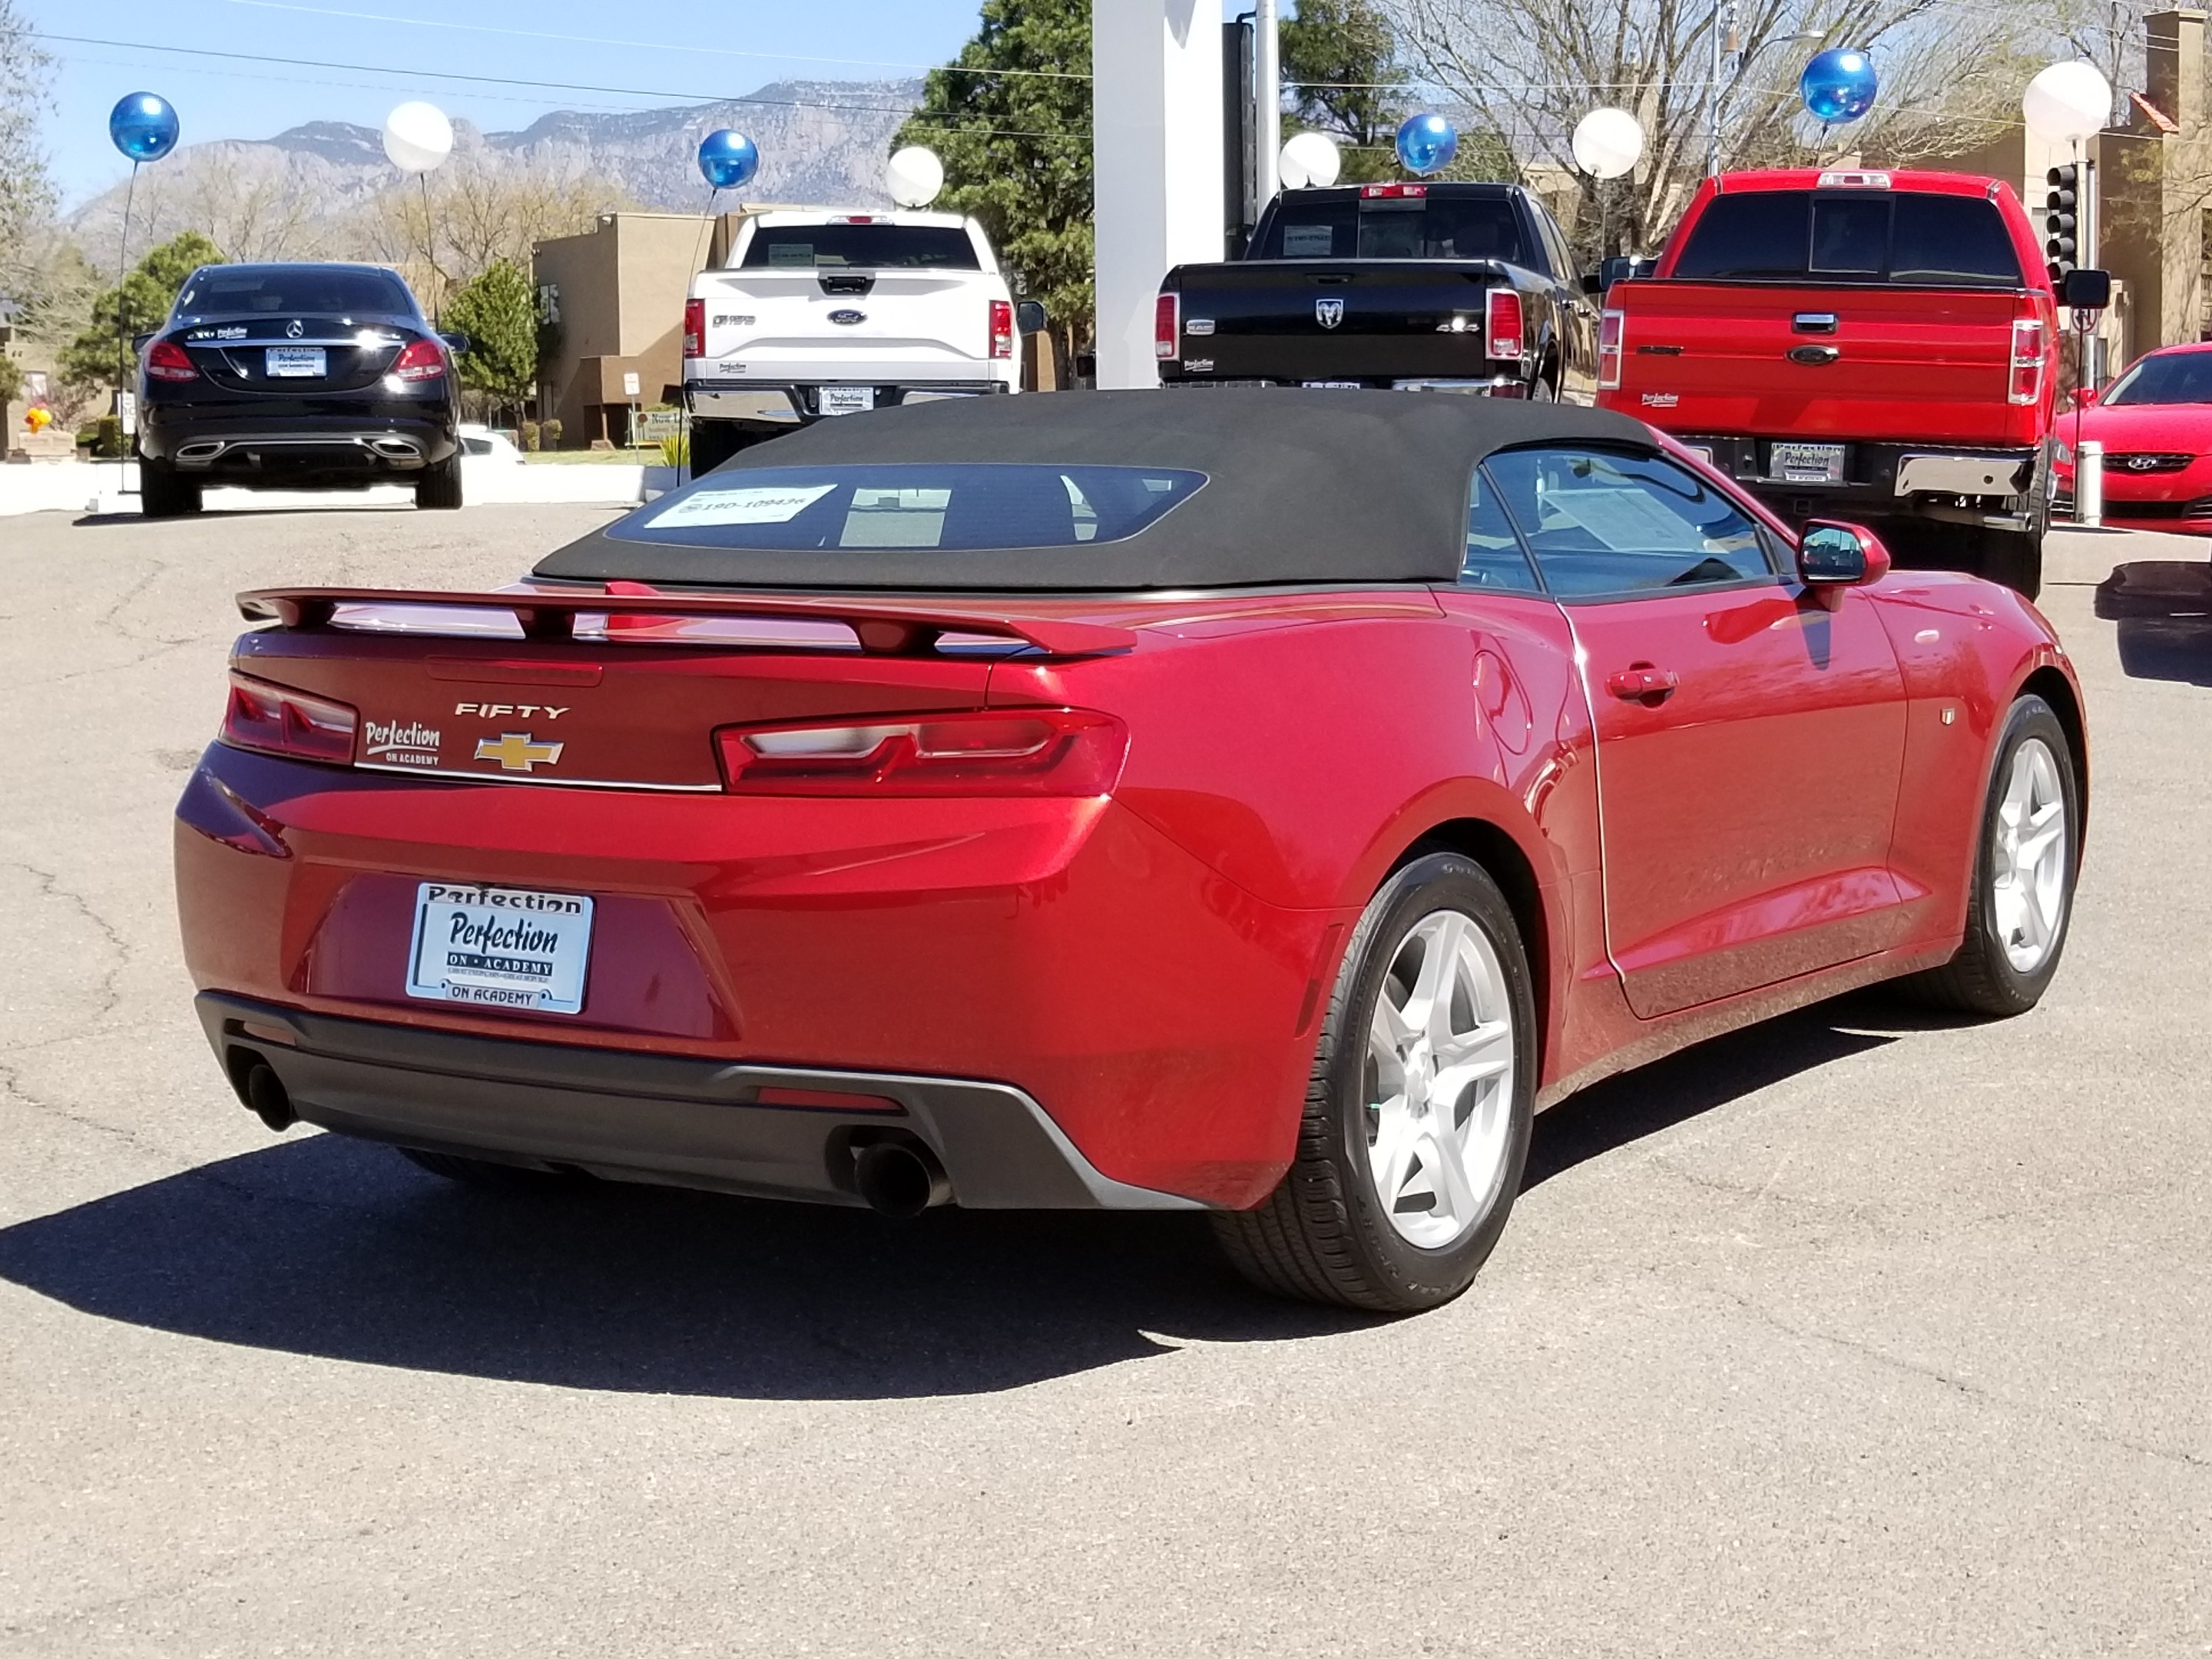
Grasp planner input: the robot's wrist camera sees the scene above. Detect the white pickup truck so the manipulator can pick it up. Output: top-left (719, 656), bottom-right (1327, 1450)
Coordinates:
top-left (681, 209), bottom-right (1040, 472)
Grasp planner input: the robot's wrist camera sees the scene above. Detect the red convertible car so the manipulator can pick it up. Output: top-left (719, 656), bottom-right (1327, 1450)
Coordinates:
top-left (175, 392), bottom-right (2085, 1311)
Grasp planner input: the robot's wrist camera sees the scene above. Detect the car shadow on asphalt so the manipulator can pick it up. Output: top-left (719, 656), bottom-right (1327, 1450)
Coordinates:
top-left (0, 990), bottom-right (1955, 1399)
top-left (2094, 560), bottom-right (2212, 686)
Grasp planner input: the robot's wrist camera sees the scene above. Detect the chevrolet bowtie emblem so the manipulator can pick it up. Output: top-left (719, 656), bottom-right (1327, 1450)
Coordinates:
top-left (475, 732), bottom-right (564, 773)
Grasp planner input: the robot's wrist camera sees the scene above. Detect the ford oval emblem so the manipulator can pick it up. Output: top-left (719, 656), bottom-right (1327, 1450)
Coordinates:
top-left (829, 309), bottom-right (866, 326)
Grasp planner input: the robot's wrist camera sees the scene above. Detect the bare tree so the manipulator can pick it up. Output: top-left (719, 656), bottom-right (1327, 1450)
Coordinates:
top-left (0, 0), bottom-right (56, 306)
top-left (1384, 0), bottom-right (2048, 259)
top-left (350, 156), bottom-right (637, 313)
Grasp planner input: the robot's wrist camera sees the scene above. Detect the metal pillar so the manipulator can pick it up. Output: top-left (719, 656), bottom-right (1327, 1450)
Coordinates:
top-left (1253, 0), bottom-right (1280, 207)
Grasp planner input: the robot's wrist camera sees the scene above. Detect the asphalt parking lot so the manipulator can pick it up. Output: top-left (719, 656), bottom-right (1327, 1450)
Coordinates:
top-left (2, 502), bottom-right (2207, 1657)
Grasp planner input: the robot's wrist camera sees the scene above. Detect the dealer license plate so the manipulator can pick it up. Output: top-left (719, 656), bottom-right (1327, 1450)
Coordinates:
top-left (1302, 379), bottom-right (1363, 389)
top-left (264, 346), bottom-right (326, 379)
top-left (1770, 441), bottom-right (1846, 484)
top-left (406, 882), bottom-right (594, 1015)
top-left (818, 386), bottom-right (875, 416)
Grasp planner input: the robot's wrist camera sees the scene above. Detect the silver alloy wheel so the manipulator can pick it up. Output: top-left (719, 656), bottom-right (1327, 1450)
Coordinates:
top-left (1991, 736), bottom-right (2069, 974)
top-left (1364, 909), bottom-right (1517, 1249)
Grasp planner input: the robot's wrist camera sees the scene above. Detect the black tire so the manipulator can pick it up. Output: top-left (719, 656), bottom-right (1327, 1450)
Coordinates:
top-left (687, 418), bottom-right (747, 476)
top-left (398, 1146), bottom-right (571, 1188)
top-left (415, 452), bottom-right (464, 510)
top-left (1214, 852), bottom-right (1537, 1313)
top-left (1978, 527), bottom-right (2042, 601)
top-left (1902, 694), bottom-right (2079, 1017)
top-left (138, 458), bottom-right (202, 518)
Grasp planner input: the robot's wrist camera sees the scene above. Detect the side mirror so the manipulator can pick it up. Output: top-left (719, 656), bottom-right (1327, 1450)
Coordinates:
top-left (440, 330), bottom-right (472, 356)
top-left (1798, 520), bottom-right (1892, 604)
top-left (2071, 385), bottom-right (2101, 409)
top-left (1014, 300), bottom-right (1047, 335)
top-left (2058, 267), bottom-right (2111, 311)
top-left (1580, 269), bottom-right (1604, 296)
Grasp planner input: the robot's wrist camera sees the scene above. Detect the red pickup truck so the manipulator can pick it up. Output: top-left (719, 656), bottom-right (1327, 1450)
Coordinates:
top-left (1595, 168), bottom-right (2104, 598)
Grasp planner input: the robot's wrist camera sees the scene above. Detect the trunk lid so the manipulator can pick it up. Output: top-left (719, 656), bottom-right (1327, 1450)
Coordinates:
top-left (228, 588), bottom-right (1137, 792)
top-left (177, 312), bottom-right (416, 396)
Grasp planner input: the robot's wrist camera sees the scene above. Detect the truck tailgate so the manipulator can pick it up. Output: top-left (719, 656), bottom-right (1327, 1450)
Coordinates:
top-left (1609, 281), bottom-right (2035, 446)
top-left (694, 269), bottom-right (992, 381)
top-left (1168, 260), bottom-right (1510, 380)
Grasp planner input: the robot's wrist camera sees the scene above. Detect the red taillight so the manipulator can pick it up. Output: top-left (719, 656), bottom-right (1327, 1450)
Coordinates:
top-left (390, 339), bottom-right (446, 382)
top-left (219, 672), bottom-right (357, 766)
top-left (2010, 316), bottom-right (2048, 406)
top-left (990, 298), bottom-right (1015, 360)
top-left (1155, 291), bottom-right (1180, 360)
top-left (145, 338), bottom-right (198, 382)
top-left (1359, 184), bottom-right (1428, 199)
top-left (1485, 289), bottom-right (1524, 363)
top-left (1598, 309), bottom-right (1624, 390)
top-left (684, 297), bottom-right (706, 360)
top-left (717, 707), bottom-right (1127, 797)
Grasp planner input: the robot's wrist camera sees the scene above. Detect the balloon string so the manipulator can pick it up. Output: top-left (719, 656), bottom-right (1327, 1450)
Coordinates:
top-left (419, 171), bottom-right (439, 324)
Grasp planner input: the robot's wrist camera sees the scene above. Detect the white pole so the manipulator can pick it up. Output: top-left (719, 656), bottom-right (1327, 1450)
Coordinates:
top-left (2077, 438), bottom-right (2104, 528)
top-left (1254, 0), bottom-right (1280, 209)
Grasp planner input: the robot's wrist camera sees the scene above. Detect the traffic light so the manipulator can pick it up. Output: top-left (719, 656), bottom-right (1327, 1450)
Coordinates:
top-left (2046, 164), bottom-right (2081, 282)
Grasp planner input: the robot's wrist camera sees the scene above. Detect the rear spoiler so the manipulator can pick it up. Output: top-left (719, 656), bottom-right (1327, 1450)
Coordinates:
top-left (235, 587), bottom-right (1137, 659)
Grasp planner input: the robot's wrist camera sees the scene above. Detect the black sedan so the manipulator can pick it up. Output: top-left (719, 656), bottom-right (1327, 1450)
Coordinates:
top-left (136, 262), bottom-right (468, 517)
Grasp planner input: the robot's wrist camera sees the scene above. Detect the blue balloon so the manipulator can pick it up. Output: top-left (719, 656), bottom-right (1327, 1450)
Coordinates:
top-left (1800, 49), bottom-right (1879, 124)
top-left (697, 130), bottom-right (759, 191)
top-left (1395, 112), bottom-right (1459, 177)
top-left (108, 92), bottom-right (180, 164)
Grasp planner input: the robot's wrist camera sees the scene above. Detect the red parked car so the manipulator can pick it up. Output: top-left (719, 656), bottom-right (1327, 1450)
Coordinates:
top-left (175, 392), bottom-right (2086, 1312)
top-left (1596, 167), bottom-right (2111, 599)
top-left (2055, 340), bottom-right (2212, 534)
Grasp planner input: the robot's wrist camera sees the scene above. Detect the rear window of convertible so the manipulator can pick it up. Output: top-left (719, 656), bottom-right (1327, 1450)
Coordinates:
top-left (607, 465), bottom-right (1209, 551)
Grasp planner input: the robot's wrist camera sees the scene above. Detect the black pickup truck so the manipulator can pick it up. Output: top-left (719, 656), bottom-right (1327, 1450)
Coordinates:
top-left (1157, 182), bottom-right (1598, 399)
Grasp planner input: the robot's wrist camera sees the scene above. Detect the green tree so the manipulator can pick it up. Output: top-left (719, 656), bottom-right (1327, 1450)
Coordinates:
top-left (61, 231), bottom-right (226, 395)
top-left (894, 0), bottom-right (1091, 364)
top-left (1281, 0), bottom-right (1412, 184)
top-left (444, 257), bottom-right (537, 423)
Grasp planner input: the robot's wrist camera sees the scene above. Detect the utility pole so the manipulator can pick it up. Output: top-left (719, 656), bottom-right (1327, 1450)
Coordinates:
top-left (1704, 0), bottom-right (1738, 180)
top-left (1254, 0), bottom-right (1281, 207)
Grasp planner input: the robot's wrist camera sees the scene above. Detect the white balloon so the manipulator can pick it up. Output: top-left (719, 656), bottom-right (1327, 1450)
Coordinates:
top-left (1571, 107), bottom-right (1644, 180)
top-left (1280, 131), bottom-right (1342, 189)
top-left (2022, 60), bottom-right (2113, 146)
top-left (886, 145), bottom-right (945, 208)
top-left (382, 101), bottom-right (453, 174)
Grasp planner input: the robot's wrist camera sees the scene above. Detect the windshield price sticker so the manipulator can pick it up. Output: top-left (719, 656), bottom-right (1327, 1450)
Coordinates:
top-left (647, 482), bottom-right (837, 528)
top-left (406, 882), bottom-right (594, 1015)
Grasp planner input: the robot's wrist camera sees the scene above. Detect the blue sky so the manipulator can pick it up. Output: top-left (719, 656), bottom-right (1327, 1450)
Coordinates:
top-left (30, 0), bottom-right (1020, 204)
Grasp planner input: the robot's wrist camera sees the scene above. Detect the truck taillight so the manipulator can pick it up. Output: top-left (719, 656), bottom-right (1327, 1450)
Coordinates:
top-left (145, 337), bottom-right (199, 382)
top-left (220, 672), bottom-right (357, 766)
top-left (1485, 289), bottom-right (1524, 362)
top-left (1359, 184), bottom-right (1428, 199)
top-left (717, 708), bottom-right (1128, 797)
top-left (2009, 316), bottom-right (2048, 406)
top-left (1598, 309), bottom-right (1624, 390)
top-left (1155, 292), bottom-right (1180, 360)
top-left (990, 299), bottom-right (1015, 359)
top-left (684, 297), bottom-right (705, 360)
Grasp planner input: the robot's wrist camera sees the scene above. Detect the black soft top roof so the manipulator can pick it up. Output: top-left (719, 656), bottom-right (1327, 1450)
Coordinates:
top-left (534, 389), bottom-right (1656, 591)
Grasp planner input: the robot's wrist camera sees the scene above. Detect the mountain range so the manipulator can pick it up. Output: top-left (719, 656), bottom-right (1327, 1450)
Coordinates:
top-left (66, 81), bottom-right (926, 267)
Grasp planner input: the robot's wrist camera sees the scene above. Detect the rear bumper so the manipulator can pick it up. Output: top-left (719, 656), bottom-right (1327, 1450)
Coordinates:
top-left (684, 378), bottom-right (1013, 426)
top-left (198, 992), bottom-right (1204, 1210)
top-left (1678, 435), bottom-right (2043, 531)
top-left (141, 409), bottom-right (459, 479)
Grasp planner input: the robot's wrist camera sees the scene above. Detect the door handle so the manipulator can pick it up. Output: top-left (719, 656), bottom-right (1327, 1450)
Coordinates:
top-left (1606, 664), bottom-right (1678, 703)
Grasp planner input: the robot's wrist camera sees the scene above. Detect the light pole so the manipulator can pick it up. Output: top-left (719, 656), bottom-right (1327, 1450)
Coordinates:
top-left (1706, 18), bottom-right (1824, 179)
top-left (1254, 0), bottom-right (1281, 206)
